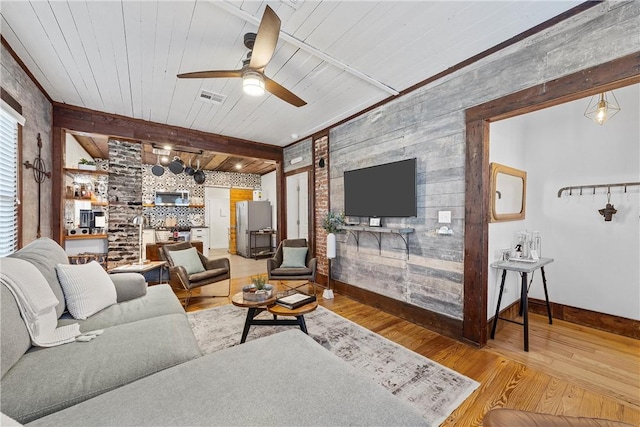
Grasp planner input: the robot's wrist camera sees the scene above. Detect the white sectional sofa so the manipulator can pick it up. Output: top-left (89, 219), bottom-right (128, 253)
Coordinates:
top-left (1, 238), bottom-right (425, 426)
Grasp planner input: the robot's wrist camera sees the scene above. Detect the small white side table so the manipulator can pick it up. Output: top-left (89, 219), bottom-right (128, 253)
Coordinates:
top-left (490, 257), bottom-right (554, 352)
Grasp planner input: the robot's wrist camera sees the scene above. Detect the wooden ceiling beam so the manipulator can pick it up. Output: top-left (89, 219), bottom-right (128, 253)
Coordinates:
top-left (53, 103), bottom-right (283, 162)
top-left (202, 154), bottom-right (228, 170)
top-left (72, 134), bottom-right (106, 159)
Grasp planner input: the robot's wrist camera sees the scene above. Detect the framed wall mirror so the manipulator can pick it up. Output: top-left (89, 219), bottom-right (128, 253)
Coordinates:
top-left (490, 162), bottom-right (526, 222)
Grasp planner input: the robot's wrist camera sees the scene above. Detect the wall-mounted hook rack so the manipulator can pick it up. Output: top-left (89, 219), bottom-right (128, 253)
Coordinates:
top-left (557, 181), bottom-right (640, 198)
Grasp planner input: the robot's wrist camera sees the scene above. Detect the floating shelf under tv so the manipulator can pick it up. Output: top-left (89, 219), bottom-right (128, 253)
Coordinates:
top-left (339, 225), bottom-right (414, 258)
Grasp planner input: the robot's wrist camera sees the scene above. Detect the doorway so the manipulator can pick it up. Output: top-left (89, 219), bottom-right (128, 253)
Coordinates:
top-left (463, 53), bottom-right (639, 347)
top-left (205, 187), bottom-right (230, 250)
top-left (286, 171), bottom-right (309, 240)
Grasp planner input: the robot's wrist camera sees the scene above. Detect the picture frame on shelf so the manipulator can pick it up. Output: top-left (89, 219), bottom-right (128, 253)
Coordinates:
top-left (369, 217), bottom-right (381, 227)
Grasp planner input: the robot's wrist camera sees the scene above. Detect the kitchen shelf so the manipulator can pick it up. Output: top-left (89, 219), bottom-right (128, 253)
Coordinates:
top-left (65, 197), bottom-right (107, 206)
top-left (64, 234), bottom-right (108, 241)
top-left (62, 165), bottom-right (110, 249)
top-left (64, 167), bottom-right (109, 177)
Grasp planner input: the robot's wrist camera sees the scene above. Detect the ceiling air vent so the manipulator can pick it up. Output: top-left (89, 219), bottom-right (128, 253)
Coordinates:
top-left (198, 89), bottom-right (226, 105)
top-left (282, 0), bottom-right (302, 9)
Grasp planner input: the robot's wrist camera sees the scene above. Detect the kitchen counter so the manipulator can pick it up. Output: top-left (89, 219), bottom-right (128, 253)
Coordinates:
top-left (155, 226), bottom-right (193, 232)
top-left (146, 241), bottom-right (204, 262)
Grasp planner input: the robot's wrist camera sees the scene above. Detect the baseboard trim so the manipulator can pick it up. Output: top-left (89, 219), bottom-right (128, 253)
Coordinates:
top-left (528, 298), bottom-right (639, 340)
top-left (486, 297), bottom-right (639, 340)
top-left (323, 276), bottom-right (638, 342)
top-left (329, 278), bottom-right (463, 341)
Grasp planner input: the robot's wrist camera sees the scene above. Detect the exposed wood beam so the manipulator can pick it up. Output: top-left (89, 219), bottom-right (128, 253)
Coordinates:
top-left (52, 103), bottom-right (283, 162)
top-left (72, 134), bottom-right (106, 159)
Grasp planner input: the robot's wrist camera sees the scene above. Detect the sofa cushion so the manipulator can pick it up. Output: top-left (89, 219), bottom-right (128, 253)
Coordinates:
top-left (1, 313), bottom-right (202, 424)
top-left (189, 267), bottom-right (228, 282)
top-left (167, 247), bottom-right (205, 274)
top-left (55, 261), bottom-right (117, 320)
top-left (281, 246), bottom-right (308, 268)
top-left (57, 284), bottom-right (185, 332)
top-left (27, 330), bottom-right (425, 426)
top-left (0, 285), bottom-right (31, 378)
top-left (109, 273), bottom-right (147, 303)
top-left (8, 238), bottom-right (70, 318)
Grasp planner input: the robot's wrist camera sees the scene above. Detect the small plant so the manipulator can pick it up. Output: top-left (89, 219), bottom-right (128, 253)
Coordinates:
top-left (79, 158), bottom-right (96, 166)
top-left (251, 275), bottom-right (267, 290)
top-left (322, 211), bottom-right (346, 234)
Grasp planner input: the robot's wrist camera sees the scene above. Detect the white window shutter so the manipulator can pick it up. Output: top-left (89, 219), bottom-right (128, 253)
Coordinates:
top-left (0, 107), bottom-right (19, 256)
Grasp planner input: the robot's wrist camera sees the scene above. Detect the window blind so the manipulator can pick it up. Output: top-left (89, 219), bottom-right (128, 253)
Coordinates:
top-left (0, 107), bottom-right (19, 256)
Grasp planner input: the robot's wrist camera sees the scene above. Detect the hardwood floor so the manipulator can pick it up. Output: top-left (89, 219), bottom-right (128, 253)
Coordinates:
top-left (178, 265), bottom-right (640, 426)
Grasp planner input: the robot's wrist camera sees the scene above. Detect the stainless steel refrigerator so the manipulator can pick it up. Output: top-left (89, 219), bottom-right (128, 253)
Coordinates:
top-left (236, 200), bottom-right (272, 257)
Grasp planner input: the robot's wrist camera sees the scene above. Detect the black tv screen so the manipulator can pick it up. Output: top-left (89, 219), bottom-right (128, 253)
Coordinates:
top-left (344, 158), bottom-right (417, 218)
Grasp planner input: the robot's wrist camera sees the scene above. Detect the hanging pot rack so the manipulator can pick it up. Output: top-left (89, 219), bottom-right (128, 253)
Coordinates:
top-left (557, 181), bottom-right (640, 198)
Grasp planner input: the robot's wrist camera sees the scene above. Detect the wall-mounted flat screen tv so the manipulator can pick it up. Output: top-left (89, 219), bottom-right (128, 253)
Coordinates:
top-left (344, 158), bottom-right (417, 217)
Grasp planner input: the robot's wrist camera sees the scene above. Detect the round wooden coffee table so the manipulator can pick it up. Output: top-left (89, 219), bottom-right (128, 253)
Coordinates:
top-left (231, 292), bottom-right (318, 344)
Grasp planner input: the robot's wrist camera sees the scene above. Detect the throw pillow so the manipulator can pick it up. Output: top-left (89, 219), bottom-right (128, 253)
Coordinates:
top-left (281, 247), bottom-right (308, 268)
top-left (168, 247), bottom-right (205, 275)
top-left (55, 261), bottom-right (117, 320)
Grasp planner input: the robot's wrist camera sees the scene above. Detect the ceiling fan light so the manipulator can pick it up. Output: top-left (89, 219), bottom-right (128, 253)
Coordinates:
top-left (243, 71), bottom-right (265, 97)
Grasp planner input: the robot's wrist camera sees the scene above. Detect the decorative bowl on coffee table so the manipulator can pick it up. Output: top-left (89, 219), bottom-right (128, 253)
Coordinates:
top-left (242, 284), bottom-right (274, 302)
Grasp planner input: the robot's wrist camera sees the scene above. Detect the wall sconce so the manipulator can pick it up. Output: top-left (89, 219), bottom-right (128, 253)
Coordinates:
top-left (584, 91), bottom-right (621, 125)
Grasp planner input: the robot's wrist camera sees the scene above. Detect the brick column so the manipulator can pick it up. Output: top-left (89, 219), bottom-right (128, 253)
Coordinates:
top-left (107, 139), bottom-right (142, 267)
top-left (314, 135), bottom-right (329, 278)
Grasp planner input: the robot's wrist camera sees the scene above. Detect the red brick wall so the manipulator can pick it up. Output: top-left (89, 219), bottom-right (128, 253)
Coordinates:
top-left (314, 135), bottom-right (329, 277)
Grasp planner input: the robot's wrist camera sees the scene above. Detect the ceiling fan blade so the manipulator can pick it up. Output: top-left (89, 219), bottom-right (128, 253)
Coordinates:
top-left (249, 6), bottom-right (281, 70)
top-left (177, 70), bottom-right (243, 79)
top-left (264, 77), bottom-right (306, 107)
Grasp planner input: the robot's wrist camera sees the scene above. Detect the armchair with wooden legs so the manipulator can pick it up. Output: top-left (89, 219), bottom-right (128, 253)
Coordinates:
top-left (267, 239), bottom-right (317, 292)
top-left (160, 242), bottom-right (230, 308)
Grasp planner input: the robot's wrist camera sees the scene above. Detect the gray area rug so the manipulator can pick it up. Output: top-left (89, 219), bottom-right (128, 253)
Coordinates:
top-left (188, 304), bottom-right (479, 426)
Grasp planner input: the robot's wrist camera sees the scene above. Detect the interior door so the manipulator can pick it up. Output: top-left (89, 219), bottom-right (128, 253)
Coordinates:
top-left (205, 187), bottom-right (230, 250)
top-left (286, 171), bottom-right (309, 240)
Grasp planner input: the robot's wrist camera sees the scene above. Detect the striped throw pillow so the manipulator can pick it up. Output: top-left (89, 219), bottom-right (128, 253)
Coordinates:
top-left (55, 261), bottom-right (117, 320)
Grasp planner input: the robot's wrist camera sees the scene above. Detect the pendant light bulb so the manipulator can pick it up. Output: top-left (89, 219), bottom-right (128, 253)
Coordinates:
top-left (596, 95), bottom-right (607, 124)
top-left (584, 91), bottom-right (621, 126)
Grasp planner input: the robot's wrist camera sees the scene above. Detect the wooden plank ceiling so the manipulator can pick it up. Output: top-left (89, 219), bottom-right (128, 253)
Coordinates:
top-left (72, 134), bottom-right (276, 175)
top-left (2, 1), bottom-right (582, 147)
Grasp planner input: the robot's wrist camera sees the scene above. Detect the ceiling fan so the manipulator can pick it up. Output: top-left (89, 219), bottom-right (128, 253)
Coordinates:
top-left (177, 6), bottom-right (306, 107)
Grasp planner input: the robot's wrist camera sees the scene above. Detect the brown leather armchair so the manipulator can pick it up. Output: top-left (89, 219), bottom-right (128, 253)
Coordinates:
top-left (267, 239), bottom-right (317, 284)
top-left (160, 242), bottom-right (230, 308)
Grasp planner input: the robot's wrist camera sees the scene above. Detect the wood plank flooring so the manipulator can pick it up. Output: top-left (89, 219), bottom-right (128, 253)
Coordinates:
top-left (178, 256), bottom-right (640, 426)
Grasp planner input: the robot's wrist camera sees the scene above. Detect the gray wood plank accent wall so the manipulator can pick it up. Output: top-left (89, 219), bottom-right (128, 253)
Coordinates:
top-left (297, 2), bottom-right (639, 323)
top-left (284, 137), bottom-right (312, 173)
top-left (1, 43), bottom-right (53, 246)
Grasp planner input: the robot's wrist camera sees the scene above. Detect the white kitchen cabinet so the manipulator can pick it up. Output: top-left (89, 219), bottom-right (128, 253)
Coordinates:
top-left (142, 229), bottom-right (156, 249)
top-left (190, 227), bottom-right (209, 255)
